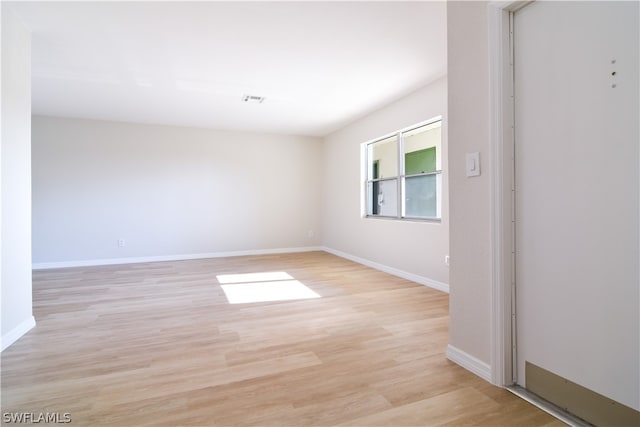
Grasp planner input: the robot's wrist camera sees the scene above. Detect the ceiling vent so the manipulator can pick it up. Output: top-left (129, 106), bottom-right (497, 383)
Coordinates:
top-left (241, 94), bottom-right (265, 104)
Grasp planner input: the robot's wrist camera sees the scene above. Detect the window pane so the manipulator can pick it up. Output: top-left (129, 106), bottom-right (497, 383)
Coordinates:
top-left (366, 181), bottom-right (376, 216)
top-left (405, 175), bottom-right (436, 218)
top-left (405, 147), bottom-right (436, 175)
top-left (367, 135), bottom-right (398, 180)
top-left (367, 179), bottom-right (397, 217)
top-left (403, 121), bottom-right (441, 173)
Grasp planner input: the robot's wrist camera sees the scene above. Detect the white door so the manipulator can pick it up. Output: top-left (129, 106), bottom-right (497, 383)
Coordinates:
top-left (514, 0), bottom-right (639, 411)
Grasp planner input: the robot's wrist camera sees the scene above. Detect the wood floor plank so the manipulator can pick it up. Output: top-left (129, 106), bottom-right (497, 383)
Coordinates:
top-left (1, 252), bottom-right (563, 426)
top-left (92, 352), bottom-right (322, 408)
top-left (337, 387), bottom-right (500, 426)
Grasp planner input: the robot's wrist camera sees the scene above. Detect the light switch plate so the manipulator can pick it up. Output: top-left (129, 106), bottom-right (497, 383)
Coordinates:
top-left (466, 152), bottom-right (481, 177)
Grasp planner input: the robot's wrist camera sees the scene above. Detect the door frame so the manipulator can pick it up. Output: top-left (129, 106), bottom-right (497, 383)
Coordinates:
top-left (487, 0), bottom-right (532, 387)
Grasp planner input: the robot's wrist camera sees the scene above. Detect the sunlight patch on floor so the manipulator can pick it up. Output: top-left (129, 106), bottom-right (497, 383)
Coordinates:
top-left (217, 272), bottom-right (321, 304)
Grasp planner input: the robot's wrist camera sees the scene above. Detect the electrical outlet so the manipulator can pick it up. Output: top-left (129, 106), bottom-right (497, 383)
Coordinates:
top-left (445, 255), bottom-right (450, 266)
top-left (118, 239), bottom-right (126, 247)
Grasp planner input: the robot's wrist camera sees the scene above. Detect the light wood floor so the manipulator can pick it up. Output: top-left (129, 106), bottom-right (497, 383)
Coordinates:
top-left (2, 251), bottom-right (564, 426)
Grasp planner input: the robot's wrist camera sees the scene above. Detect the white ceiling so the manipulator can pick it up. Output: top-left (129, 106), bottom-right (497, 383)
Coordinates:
top-left (8, 1), bottom-right (447, 137)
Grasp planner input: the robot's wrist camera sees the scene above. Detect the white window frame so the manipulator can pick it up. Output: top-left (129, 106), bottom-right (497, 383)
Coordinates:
top-left (362, 116), bottom-right (443, 222)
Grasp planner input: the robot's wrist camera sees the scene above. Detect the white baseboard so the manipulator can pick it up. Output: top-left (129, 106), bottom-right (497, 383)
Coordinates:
top-left (32, 246), bottom-right (324, 270)
top-left (446, 344), bottom-right (492, 382)
top-left (322, 246), bottom-right (449, 294)
top-left (1, 316), bottom-right (36, 352)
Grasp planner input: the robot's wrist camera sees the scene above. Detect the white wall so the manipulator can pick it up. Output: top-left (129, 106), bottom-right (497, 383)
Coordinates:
top-left (446, 1), bottom-right (492, 365)
top-left (32, 116), bottom-right (323, 265)
top-left (1, 5), bottom-right (35, 351)
top-left (322, 77), bottom-right (449, 289)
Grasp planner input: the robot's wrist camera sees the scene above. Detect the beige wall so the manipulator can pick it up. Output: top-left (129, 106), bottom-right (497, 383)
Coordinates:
top-left (1, 5), bottom-right (34, 350)
top-left (322, 77), bottom-right (449, 288)
top-left (32, 116), bottom-right (323, 265)
top-left (447, 1), bottom-right (492, 364)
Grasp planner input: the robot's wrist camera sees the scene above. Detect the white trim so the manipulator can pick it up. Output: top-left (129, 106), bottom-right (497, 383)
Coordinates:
top-left (1, 316), bottom-right (35, 352)
top-left (322, 246), bottom-right (449, 294)
top-left (488, 0), bottom-right (508, 388)
top-left (446, 344), bottom-right (492, 383)
top-left (32, 246), bottom-right (324, 270)
top-left (488, 0), bottom-right (521, 388)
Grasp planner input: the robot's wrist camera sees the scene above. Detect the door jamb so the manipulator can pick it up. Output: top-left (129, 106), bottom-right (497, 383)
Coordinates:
top-left (488, 0), bottom-right (531, 387)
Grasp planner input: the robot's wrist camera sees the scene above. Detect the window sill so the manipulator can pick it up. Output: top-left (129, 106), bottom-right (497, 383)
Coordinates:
top-left (364, 215), bottom-right (441, 224)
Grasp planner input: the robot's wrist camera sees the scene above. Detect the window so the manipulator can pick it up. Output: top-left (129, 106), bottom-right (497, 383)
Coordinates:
top-left (364, 118), bottom-right (442, 220)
